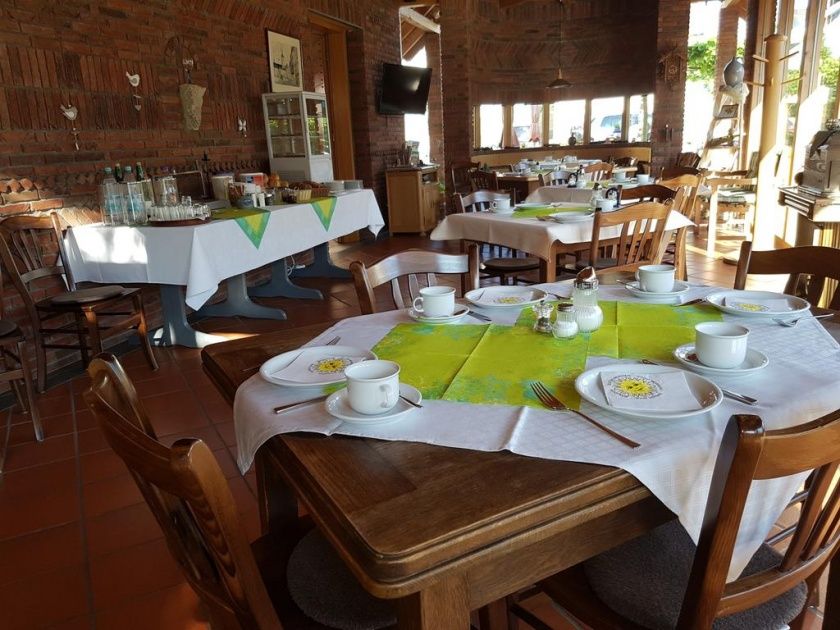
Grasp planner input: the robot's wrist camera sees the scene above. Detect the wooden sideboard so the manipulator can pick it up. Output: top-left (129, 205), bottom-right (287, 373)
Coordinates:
top-left (385, 166), bottom-right (441, 235)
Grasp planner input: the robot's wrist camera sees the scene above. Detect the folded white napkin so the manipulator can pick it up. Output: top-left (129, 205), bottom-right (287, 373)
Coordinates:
top-left (724, 297), bottom-right (793, 313)
top-left (600, 370), bottom-right (701, 412)
top-left (271, 349), bottom-right (367, 384)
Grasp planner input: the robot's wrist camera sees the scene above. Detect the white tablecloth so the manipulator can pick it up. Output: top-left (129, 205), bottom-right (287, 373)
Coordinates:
top-left (64, 190), bottom-right (385, 310)
top-left (233, 282), bottom-right (840, 582)
top-left (524, 186), bottom-right (593, 204)
top-left (430, 204), bottom-right (693, 260)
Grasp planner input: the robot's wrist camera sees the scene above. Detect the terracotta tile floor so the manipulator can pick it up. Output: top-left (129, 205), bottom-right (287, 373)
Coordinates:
top-left (0, 230), bottom-right (824, 629)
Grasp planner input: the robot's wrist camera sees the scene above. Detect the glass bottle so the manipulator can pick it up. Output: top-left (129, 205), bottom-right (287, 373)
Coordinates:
top-left (114, 162), bottom-right (124, 183)
top-left (123, 164), bottom-right (135, 183)
top-left (572, 267), bottom-right (604, 333)
top-left (589, 182), bottom-right (603, 211)
top-left (552, 302), bottom-right (578, 339)
top-left (532, 300), bottom-right (554, 334)
top-left (135, 161), bottom-right (146, 181)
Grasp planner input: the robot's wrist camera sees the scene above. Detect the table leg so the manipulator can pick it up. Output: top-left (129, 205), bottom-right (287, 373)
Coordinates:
top-left (824, 559), bottom-right (840, 628)
top-left (247, 259), bottom-right (323, 299)
top-left (539, 247), bottom-right (557, 283)
top-left (706, 192), bottom-right (719, 258)
top-left (290, 242), bottom-right (352, 279)
top-left (255, 449), bottom-right (299, 536)
top-left (197, 274), bottom-right (287, 321)
top-left (153, 285), bottom-right (227, 348)
top-left (396, 575), bottom-right (471, 630)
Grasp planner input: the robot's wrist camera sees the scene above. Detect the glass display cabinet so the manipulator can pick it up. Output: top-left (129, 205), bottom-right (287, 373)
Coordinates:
top-left (262, 92), bottom-right (333, 182)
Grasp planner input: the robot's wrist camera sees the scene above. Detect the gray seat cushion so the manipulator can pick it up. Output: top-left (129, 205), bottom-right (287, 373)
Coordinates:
top-left (287, 529), bottom-right (395, 630)
top-left (583, 521), bottom-right (807, 629)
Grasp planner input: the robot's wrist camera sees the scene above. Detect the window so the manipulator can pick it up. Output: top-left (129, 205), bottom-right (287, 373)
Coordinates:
top-left (590, 96), bottom-right (625, 142)
top-left (548, 100), bottom-right (585, 145)
top-left (478, 104), bottom-right (504, 149)
top-left (403, 48), bottom-right (430, 163)
top-left (512, 103), bottom-right (543, 147)
top-left (627, 94), bottom-right (654, 142)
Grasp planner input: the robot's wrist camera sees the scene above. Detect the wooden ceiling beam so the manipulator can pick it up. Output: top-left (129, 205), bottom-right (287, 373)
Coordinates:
top-left (399, 6), bottom-right (440, 34)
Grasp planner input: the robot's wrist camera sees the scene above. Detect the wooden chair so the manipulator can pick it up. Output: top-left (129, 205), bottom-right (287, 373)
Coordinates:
top-left (488, 164), bottom-right (514, 173)
top-left (676, 151), bottom-right (701, 168)
top-left (0, 319), bottom-right (41, 475)
top-left (531, 409), bottom-right (840, 629)
top-left (452, 193), bottom-right (541, 285)
top-left (350, 245), bottom-right (480, 315)
top-left (450, 161), bottom-right (479, 195)
top-left (583, 201), bottom-right (671, 273)
top-left (636, 160), bottom-right (652, 175)
top-left (619, 185), bottom-right (678, 204)
top-left (583, 161), bottom-right (614, 182)
top-left (661, 165), bottom-right (701, 179)
top-left (0, 214), bottom-right (157, 391)
top-left (659, 174), bottom-right (704, 281)
top-left (469, 169), bottom-right (500, 192)
top-left (734, 241), bottom-right (840, 310)
top-left (84, 353), bottom-right (397, 629)
top-left (612, 156), bottom-right (637, 167)
top-left (542, 170), bottom-right (567, 186)
top-left (703, 174), bottom-right (757, 257)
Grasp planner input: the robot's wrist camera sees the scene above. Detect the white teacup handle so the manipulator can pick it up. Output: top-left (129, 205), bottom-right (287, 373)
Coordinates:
top-left (412, 296), bottom-right (424, 313)
top-left (635, 270), bottom-right (640, 281)
top-left (380, 383), bottom-right (398, 408)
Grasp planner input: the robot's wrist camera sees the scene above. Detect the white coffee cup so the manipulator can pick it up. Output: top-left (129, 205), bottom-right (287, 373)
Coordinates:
top-left (694, 322), bottom-right (750, 369)
top-left (596, 198), bottom-right (614, 212)
top-left (613, 170), bottom-right (627, 181)
top-left (636, 173), bottom-right (651, 184)
top-left (636, 264), bottom-right (676, 293)
top-left (344, 360), bottom-right (400, 415)
top-left (490, 198), bottom-right (511, 213)
top-left (412, 286), bottom-right (455, 318)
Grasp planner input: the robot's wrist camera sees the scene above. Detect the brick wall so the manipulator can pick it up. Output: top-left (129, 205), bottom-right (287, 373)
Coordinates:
top-left (715, 4), bottom-right (741, 87)
top-left (0, 0), bottom-right (403, 375)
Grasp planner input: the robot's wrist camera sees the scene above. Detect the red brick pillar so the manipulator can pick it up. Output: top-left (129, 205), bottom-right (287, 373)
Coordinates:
top-left (651, 0), bottom-right (691, 173)
top-left (424, 32), bottom-right (444, 170)
top-left (715, 4), bottom-right (741, 86)
top-left (440, 0), bottom-right (473, 194)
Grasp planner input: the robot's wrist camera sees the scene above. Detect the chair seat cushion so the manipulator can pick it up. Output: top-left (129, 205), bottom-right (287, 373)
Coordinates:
top-left (583, 521), bottom-right (807, 629)
top-left (48, 285), bottom-right (127, 305)
top-left (483, 256), bottom-right (540, 272)
top-left (718, 189), bottom-right (756, 206)
top-left (287, 529), bottom-right (395, 630)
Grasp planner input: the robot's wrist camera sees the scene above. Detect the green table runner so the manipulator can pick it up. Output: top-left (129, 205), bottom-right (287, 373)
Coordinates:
top-left (372, 302), bottom-right (722, 409)
top-left (511, 204), bottom-right (591, 219)
top-left (212, 207), bottom-right (271, 248)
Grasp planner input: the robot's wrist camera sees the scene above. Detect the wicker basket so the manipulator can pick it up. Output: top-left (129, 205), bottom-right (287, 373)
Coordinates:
top-left (292, 188), bottom-right (312, 202)
top-left (309, 186), bottom-right (329, 199)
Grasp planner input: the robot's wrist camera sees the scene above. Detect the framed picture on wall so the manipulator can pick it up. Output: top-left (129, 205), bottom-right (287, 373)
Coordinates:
top-left (266, 30), bottom-right (303, 93)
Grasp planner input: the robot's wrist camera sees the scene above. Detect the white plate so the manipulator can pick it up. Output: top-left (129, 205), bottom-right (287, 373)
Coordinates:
top-left (624, 280), bottom-right (691, 301)
top-left (574, 363), bottom-right (723, 419)
top-left (465, 287), bottom-right (547, 308)
top-left (260, 345), bottom-right (377, 388)
top-left (408, 304), bottom-right (470, 324)
top-left (673, 344), bottom-right (769, 377)
top-left (489, 208), bottom-right (515, 216)
top-left (325, 384), bottom-right (423, 425)
top-left (515, 202), bottom-right (549, 210)
top-left (550, 211), bottom-right (594, 223)
top-left (705, 290), bottom-right (810, 318)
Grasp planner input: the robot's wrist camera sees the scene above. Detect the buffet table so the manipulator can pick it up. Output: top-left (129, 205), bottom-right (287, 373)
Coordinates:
top-left (64, 190), bottom-right (384, 347)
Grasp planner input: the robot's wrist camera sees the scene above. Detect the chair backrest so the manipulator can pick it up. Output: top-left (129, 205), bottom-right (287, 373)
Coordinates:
top-left (84, 354), bottom-right (281, 630)
top-left (0, 214), bottom-right (75, 316)
top-left (677, 410), bottom-right (840, 628)
top-left (589, 201), bottom-right (670, 272)
top-left (619, 184), bottom-right (678, 204)
top-left (469, 169), bottom-right (499, 192)
top-left (612, 157), bottom-right (637, 167)
top-left (733, 241), bottom-right (840, 310)
top-left (659, 174), bottom-right (703, 221)
top-left (583, 161), bottom-right (613, 182)
top-left (488, 164), bottom-right (513, 173)
top-left (452, 190), bottom-right (511, 213)
top-left (450, 161), bottom-right (479, 194)
top-left (350, 245), bottom-right (479, 315)
top-left (661, 165), bottom-right (700, 179)
top-left (543, 170), bottom-right (567, 185)
top-left (676, 151), bottom-right (701, 168)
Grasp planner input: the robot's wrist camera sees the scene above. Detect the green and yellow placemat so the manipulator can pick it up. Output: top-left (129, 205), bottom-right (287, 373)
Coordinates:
top-left (373, 302), bottom-right (722, 410)
top-left (212, 207), bottom-right (271, 248)
top-left (511, 204), bottom-right (591, 220)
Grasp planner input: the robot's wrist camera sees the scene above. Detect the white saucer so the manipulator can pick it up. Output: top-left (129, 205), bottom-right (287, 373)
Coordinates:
top-left (574, 363), bottom-right (723, 419)
top-left (465, 286), bottom-right (547, 308)
top-left (624, 280), bottom-right (691, 301)
top-left (673, 344), bottom-right (769, 377)
top-left (260, 345), bottom-right (376, 388)
top-left (408, 304), bottom-right (470, 324)
top-left (550, 211), bottom-right (594, 223)
top-left (325, 384), bottom-right (423, 425)
top-left (489, 208), bottom-right (515, 216)
top-left (704, 290), bottom-right (810, 318)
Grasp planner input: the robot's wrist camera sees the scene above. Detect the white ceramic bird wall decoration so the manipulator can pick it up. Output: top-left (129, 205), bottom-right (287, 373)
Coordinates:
top-left (60, 104), bottom-right (78, 121)
top-left (126, 71), bottom-right (140, 87)
top-left (237, 117), bottom-right (247, 137)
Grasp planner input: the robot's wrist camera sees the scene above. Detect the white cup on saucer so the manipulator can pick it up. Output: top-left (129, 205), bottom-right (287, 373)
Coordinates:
top-left (596, 198), bottom-right (614, 212)
top-left (413, 286), bottom-right (455, 318)
top-left (613, 170), bottom-right (627, 181)
top-left (694, 322), bottom-right (749, 369)
top-left (491, 198), bottom-right (511, 213)
top-left (636, 264), bottom-right (676, 293)
top-left (636, 173), bottom-right (651, 184)
top-left (344, 360), bottom-right (400, 415)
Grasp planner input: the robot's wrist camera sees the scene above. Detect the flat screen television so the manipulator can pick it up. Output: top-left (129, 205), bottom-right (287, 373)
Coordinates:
top-left (378, 63), bottom-right (432, 115)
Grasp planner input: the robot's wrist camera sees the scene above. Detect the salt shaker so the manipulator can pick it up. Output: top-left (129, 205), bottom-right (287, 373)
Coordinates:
top-left (572, 266), bottom-right (604, 333)
top-left (552, 302), bottom-right (578, 339)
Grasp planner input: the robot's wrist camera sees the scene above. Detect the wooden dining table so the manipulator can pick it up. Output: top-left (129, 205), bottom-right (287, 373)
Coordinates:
top-left (201, 301), bottom-right (840, 629)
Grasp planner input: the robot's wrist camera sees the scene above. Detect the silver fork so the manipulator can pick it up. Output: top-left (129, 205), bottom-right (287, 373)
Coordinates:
top-left (530, 381), bottom-right (640, 448)
top-left (242, 335), bottom-right (340, 372)
top-left (773, 314), bottom-right (834, 328)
